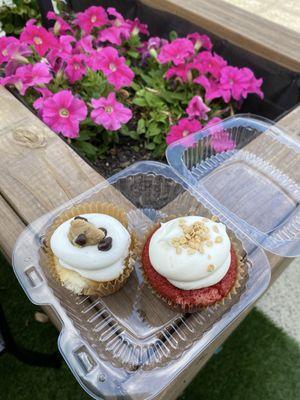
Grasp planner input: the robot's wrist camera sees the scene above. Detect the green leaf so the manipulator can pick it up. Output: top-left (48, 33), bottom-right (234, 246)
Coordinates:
top-left (145, 142), bottom-right (156, 150)
top-left (74, 142), bottom-right (98, 160)
top-left (137, 118), bottom-right (146, 134)
top-left (169, 30), bottom-right (178, 41)
top-left (144, 91), bottom-right (164, 108)
top-left (132, 97), bottom-right (147, 107)
top-left (127, 50), bottom-right (140, 59)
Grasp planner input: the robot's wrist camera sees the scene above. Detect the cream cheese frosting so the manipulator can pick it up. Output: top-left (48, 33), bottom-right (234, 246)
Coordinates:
top-left (50, 213), bottom-right (131, 281)
top-left (149, 216), bottom-right (231, 290)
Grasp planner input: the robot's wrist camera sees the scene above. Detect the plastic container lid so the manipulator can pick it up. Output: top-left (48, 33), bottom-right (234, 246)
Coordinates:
top-left (167, 114), bottom-right (300, 257)
top-left (12, 114), bottom-right (299, 399)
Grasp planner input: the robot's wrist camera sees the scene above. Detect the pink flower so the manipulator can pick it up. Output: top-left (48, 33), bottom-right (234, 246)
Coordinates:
top-left (205, 117), bottom-right (222, 130)
top-left (126, 18), bottom-right (149, 36)
top-left (98, 7), bottom-right (130, 45)
top-left (33, 87), bottom-right (53, 116)
top-left (139, 37), bottom-right (168, 60)
top-left (186, 96), bottom-right (211, 119)
top-left (218, 66), bottom-right (263, 102)
top-left (91, 92), bottom-right (132, 131)
top-left (194, 75), bottom-right (222, 102)
top-left (158, 38), bottom-right (194, 66)
top-left (204, 118), bottom-right (235, 152)
top-left (47, 35), bottom-right (75, 68)
top-left (166, 118), bottom-right (202, 144)
top-left (187, 33), bottom-right (212, 51)
top-left (165, 63), bottom-right (193, 82)
top-left (91, 46), bottom-right (134, 90)
top-left (0, 37), bottom-right (31, 75)
top-left (193, 51), bottom-right (227, 78)
top-left (41, 90), bottom-right (87, 138)
top-left (1, 62), bottom-right (52, 95)
top-left (75, 35), bottom-right (94, 53)
top-left (0, 36), bottom-right (19, 64)
top-left (47, 11), bottom-right (73, 35)
top-left (65, 54), bottom-right (87, 84)
top-left (20, 19), bottom-right (58, 57)
top-left (74, 6), bottom-right (108, 35)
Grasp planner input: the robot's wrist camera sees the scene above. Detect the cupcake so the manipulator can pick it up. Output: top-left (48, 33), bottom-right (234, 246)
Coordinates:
top-left (142, 216), bottom-right (241, 312)
top-left (44, 203), bottom-right (134, 296)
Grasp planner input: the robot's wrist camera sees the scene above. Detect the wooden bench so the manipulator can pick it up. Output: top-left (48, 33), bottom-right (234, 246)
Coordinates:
top-left (0, 1), bottom-right (300, 398)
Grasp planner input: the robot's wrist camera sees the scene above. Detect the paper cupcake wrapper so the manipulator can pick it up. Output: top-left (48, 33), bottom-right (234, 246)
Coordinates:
top-left (139, 215), bottom-right (247, 313)
top-left (42, 202), bottom-right (136, 297)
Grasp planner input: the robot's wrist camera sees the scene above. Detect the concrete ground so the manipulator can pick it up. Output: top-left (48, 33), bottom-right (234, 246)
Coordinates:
top-left (257, 259), bottom-right (300, 343)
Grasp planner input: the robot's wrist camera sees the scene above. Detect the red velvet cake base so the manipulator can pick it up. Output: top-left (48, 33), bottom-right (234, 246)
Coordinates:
top-left (142, 230), bottom-right (238, 310)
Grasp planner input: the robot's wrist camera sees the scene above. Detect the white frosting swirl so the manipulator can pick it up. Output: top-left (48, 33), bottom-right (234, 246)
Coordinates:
top-left (50, 213), bottom-right (131, 281)
top-left (149, 216), bottom-right (231, 290)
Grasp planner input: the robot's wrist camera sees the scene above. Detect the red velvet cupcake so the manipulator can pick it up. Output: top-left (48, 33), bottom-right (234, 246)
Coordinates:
top-left (142, 216), bottom-right (240, 312)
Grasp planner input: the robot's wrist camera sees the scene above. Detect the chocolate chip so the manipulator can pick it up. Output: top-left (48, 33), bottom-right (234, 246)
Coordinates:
top-left (75, 233), bottom-right (87, 246)
top-left (98, 237), bottom-right (112, 251)
top-left (74, 216), bottom-right (88, 222)
top-left (99, 227), bottom-right (107, 237)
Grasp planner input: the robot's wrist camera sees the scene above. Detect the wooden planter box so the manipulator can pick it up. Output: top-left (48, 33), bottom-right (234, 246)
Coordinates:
top-left (1, 1), bottom-right (300, 399)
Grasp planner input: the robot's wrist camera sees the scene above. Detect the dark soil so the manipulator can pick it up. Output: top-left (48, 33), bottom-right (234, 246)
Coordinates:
top-left (94, 142), bottom-right (160, 178)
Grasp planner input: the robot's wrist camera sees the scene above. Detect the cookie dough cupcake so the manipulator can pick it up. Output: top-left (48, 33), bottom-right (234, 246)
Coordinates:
top-left (142, 216), bottom-right (241, 312)
top-left (44, 203), bottom-right (135, 296)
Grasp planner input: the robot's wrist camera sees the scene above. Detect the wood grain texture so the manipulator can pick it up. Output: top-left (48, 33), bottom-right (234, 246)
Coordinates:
top-left (140, 0), bottom-right (300, 72)
top-left (224, 0), bottom-right (300, 34)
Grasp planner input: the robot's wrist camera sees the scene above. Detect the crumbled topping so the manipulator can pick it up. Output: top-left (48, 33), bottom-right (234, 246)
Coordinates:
top-left (213, 225), bottom-right (219, 233)
top-left (211, 215), bottom-right (219, 222)
top-left (171, 219), bottom-right (213, 254)
top-left (215, 236), bottom-right (223, 243)
top-left (207, 264), bottom-right (215, 272)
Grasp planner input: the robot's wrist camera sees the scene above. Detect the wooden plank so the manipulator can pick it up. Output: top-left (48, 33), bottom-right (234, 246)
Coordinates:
top-left (224, 0), bottom-right (300, 34)
top-left (140, 0), bottom-right (300, 72)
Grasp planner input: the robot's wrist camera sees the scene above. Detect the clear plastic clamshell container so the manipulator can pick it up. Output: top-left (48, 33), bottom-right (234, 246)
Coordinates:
top-left (12, 115), bottom-right (300, 399)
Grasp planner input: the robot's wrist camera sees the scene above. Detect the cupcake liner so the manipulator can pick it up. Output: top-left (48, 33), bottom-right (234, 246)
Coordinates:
top-left (139, 215), bottom-right (248, 313)
top-left (42, 202), bottom-right (136, 297)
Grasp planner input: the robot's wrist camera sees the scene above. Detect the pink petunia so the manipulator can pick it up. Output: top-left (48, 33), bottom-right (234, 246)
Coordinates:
top-left (139, 36), bottom-right (168, 60)
top-left (90, 46), bottom-right (134, 90)
top-left (75, 35), bottom-right (94, 53)
top-left (0, 36), bottom-right (19, 64)
top-left (126, 18), bottom-right (149, 36)
top-left (166, 118), bottom-right (202, 145)
top-left (238, 67), bottom-right (264, 99)
top-left (20, 19), bottom-right (58, 57)
top-left (192, 51), bottom-right (227, 79)
top-left (158, 38), bottom-right (194, 66)
top-left (204, 118), bottom-right (236, 153)
top-left (41, 90), bottom-right (87, 138)
top-left (33, 87), bottom-right (53, 116)
top-left (0, 37), bottom-right (32, 75)
top-left (65, 54), bottom-right (87, 84)
top-left (98, 7), bottom-right (130, 45)
top-left (74, 6), bottom-right (108, 35)
top-left (1, 62), bottom-right (52, 95)
top-left (47, 35), bottom-right (75, 69)
top-left (186, 95), bottom-right (211, 119)
top-left (47, 11), bottom-right (73, 35)
top-left (187, 33), bottom-right (212, 51)
top-left (217, 66), bottom-right (262, 102)
top-left (165, 63), bottom-right (193, 82)
top-left (194, 75), bottom-right (223, 102)
top-left (91, 92), bottom-right (132, 131)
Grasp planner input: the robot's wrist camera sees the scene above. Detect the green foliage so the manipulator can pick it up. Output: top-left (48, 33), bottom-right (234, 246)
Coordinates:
top-left (0, 1), bottom-right (40, 36)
